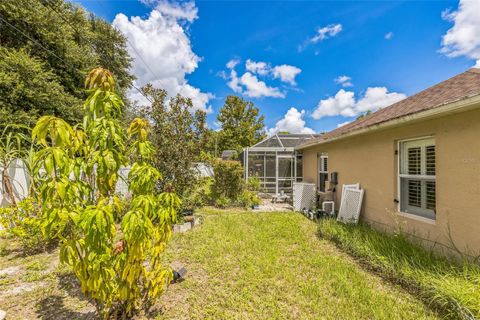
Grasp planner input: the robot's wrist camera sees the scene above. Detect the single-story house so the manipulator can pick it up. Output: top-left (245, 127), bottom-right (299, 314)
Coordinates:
top-left (297, 67), bottom-right (480, 257)
top-left (241, 133), bottom-right (320, 194)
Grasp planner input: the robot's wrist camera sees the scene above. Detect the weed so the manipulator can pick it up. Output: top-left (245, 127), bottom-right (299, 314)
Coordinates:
top-left (318, 218), bottom-right (480, 319)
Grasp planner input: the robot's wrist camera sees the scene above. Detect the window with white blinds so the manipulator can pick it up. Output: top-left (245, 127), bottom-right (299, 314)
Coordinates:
top-left (318, 154), bottom-right (328, 192)
top-left (399, 138), bottom-right (436, 220)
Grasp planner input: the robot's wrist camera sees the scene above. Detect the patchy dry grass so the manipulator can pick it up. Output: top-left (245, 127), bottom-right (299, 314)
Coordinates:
top-left (1, 209), bottom-right (440, 319)
top-left (158, 209), bottom-right (438, 319)
top-left (0, 238), bottom-right (95, 319)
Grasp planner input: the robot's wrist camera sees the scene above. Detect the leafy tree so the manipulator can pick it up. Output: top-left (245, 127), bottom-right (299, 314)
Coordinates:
top-left (141, 85), bottom-right (209, 198)
top-left (356, 110), bottom-right (372, 120)
top-left (0, 0), bottom-right (134, 129)
top-left (0, 47), bottom-right (82, 127)
top-left (198, 129), bottom-right (220, 158)
top-left (88, 16), bottom-right (133, 95)
top-left (31, 68), bottom-right (178, 317)
top-left (210, 159), bottom-right (245, 207)
top-left (217, 96), bottom-right (266, 152)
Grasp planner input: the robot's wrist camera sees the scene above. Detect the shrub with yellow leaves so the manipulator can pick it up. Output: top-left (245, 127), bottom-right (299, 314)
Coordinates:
top-left (31, 68), bottom-right (179, 318)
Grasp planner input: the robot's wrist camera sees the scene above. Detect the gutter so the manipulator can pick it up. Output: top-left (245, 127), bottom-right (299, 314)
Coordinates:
top-left (244, 147), bottom-right (294, 152)
top-left (297, 93), bottom-right (480, 150)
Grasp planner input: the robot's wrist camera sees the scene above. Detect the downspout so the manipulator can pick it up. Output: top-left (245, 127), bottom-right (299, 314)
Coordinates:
top-left (245, 148), bottom-right (249, 181)
top-left (275, 150), bottom-right (278, 195)
top-left (294, 151), bottom-right (297, 186)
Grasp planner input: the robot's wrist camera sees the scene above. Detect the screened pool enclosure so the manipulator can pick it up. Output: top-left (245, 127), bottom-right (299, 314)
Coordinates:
top-left (241, 134), bottom-right (319, 195)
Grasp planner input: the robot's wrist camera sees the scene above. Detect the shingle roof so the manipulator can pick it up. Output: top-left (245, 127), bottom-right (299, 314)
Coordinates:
top-left (221, 150), bottom-right (237, 160)
top-left (280, 137), bottom-right (313, 148)
top-left (300, 68), bottom-right (480, 148)
top-left (254, 136), bottom-right (282, 148)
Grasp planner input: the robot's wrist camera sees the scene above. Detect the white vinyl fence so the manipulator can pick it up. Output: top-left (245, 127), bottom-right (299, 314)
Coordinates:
top-left (1, 160), bottom-right (213, 208)
top-left (0, 159), bottom-right (30, 207)
top-left (0, 159), bottom-right (131, 208)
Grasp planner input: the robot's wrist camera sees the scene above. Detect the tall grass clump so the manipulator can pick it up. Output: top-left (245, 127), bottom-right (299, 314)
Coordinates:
top-left (318, 218), bottom-right (480, 319)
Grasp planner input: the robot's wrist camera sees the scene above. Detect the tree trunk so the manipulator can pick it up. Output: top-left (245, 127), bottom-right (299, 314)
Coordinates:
top-left (1, 167), bottom-right (17, 207)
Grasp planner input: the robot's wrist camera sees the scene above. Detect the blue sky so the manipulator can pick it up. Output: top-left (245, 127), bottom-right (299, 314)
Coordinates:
top-left (77, 0), bottom-right (480, 134)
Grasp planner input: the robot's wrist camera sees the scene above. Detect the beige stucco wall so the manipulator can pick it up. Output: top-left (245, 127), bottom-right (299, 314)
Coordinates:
top-left (303, 107), bottom-right (480, 257)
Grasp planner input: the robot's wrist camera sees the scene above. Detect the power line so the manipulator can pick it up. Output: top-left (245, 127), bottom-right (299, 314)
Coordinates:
top-left (39, 0), bottom-right (153, 103)
top-left (131, 83), bottom-right (152, 103)
top-left (3, 4), bottom-right (153, 104)
top-left (41, 0), bottom-right (79, 33)
top-left (0, 15), bottom-right (69, 67)
top-left (123, 37), bottom-right (161, 81)
top-left (93, 0), bottom-right (162, 82)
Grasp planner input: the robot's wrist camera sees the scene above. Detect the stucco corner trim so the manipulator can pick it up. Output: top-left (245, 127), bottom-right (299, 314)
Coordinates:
top-left (396, 211), bottom-right (436, 225)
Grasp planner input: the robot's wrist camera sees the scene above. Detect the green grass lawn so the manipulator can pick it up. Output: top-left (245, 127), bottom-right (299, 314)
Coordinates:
top-left (318, 218), bottom-right (480, 319)
top-left (0, 208), bottom-right (439, 319)
top-left (159, 209), bottom-right (438, 319)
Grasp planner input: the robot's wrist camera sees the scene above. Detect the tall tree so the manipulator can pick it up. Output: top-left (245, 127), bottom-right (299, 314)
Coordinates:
top-left (141, 85), bottom-right (209, 197)
top-left (217, 96), bottom-right (266, 152)
top-left (202, 129), bottom-right (220, 158)
top-left (0, 0), bottom-right (134, 129)
top-left (0, 47), bottom-right (81, 127)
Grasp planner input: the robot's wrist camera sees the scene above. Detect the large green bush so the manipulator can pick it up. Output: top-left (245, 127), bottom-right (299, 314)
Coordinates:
top-left (181, 177), bottom-right (213, 210)
top-left (238, 190), bottom-right (260, 209)
top-left (0, 197), bottom-right (55, 253)
top-left (211, 159), bottom-right (245, 204)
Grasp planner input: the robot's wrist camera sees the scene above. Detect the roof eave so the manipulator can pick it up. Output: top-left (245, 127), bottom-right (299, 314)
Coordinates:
top-left (244, 147), bottom-right (295, 152)
top-left (296, 93), bottom-right (480, 150)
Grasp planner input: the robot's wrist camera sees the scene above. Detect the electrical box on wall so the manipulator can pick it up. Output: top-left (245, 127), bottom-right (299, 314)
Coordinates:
top-left (331, 172), bottom-right (338, 186)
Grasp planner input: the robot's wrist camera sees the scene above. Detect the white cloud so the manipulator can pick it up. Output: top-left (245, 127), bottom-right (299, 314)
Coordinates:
top-left (312, 87), bottom-right (406, 119)
top-left (240, 72), bottom-right (285, 98)
top-left (312, 89), bottom-right (356, 119)
top-left (337, 121), bottom-right (351, 128)
top-left (272, 65), bottom-right (302, 85)
top-left (244, 60), bottom-right (302, 85)
top-left (475, 59), bottom-right (480, 68)
top-left (355, 87), bottom-right (406, 113)
top-left (440, 0), bottom-right (480, 66)
top-left (245, 59), bottom-right (270, 76)
top-left (384, 32), bottom-right (394, 40)
top-left (226, 58), bottom-right (240, 69)
top-left (113, 2), bottom-right (212, 112)
top-left (223, 58), bottom-right (301, 97)
top-left (155, 1), bottom-right (198, 22)
top-left (227, 69), bottom-right (242, 93)
top-left (311, 24), bottom-right (343, 43)
top-left (299, 23), bottom-right (342, 51)
top-left (268, 107), bottom-right (315, 135)
top-left (334, 75), bottom-right (353, 87)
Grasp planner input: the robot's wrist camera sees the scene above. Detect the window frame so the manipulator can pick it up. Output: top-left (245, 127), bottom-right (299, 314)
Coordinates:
top-left (318, 154), bottom-right (329, 192)
top-left (397, 136), bottom-right (436, 221)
